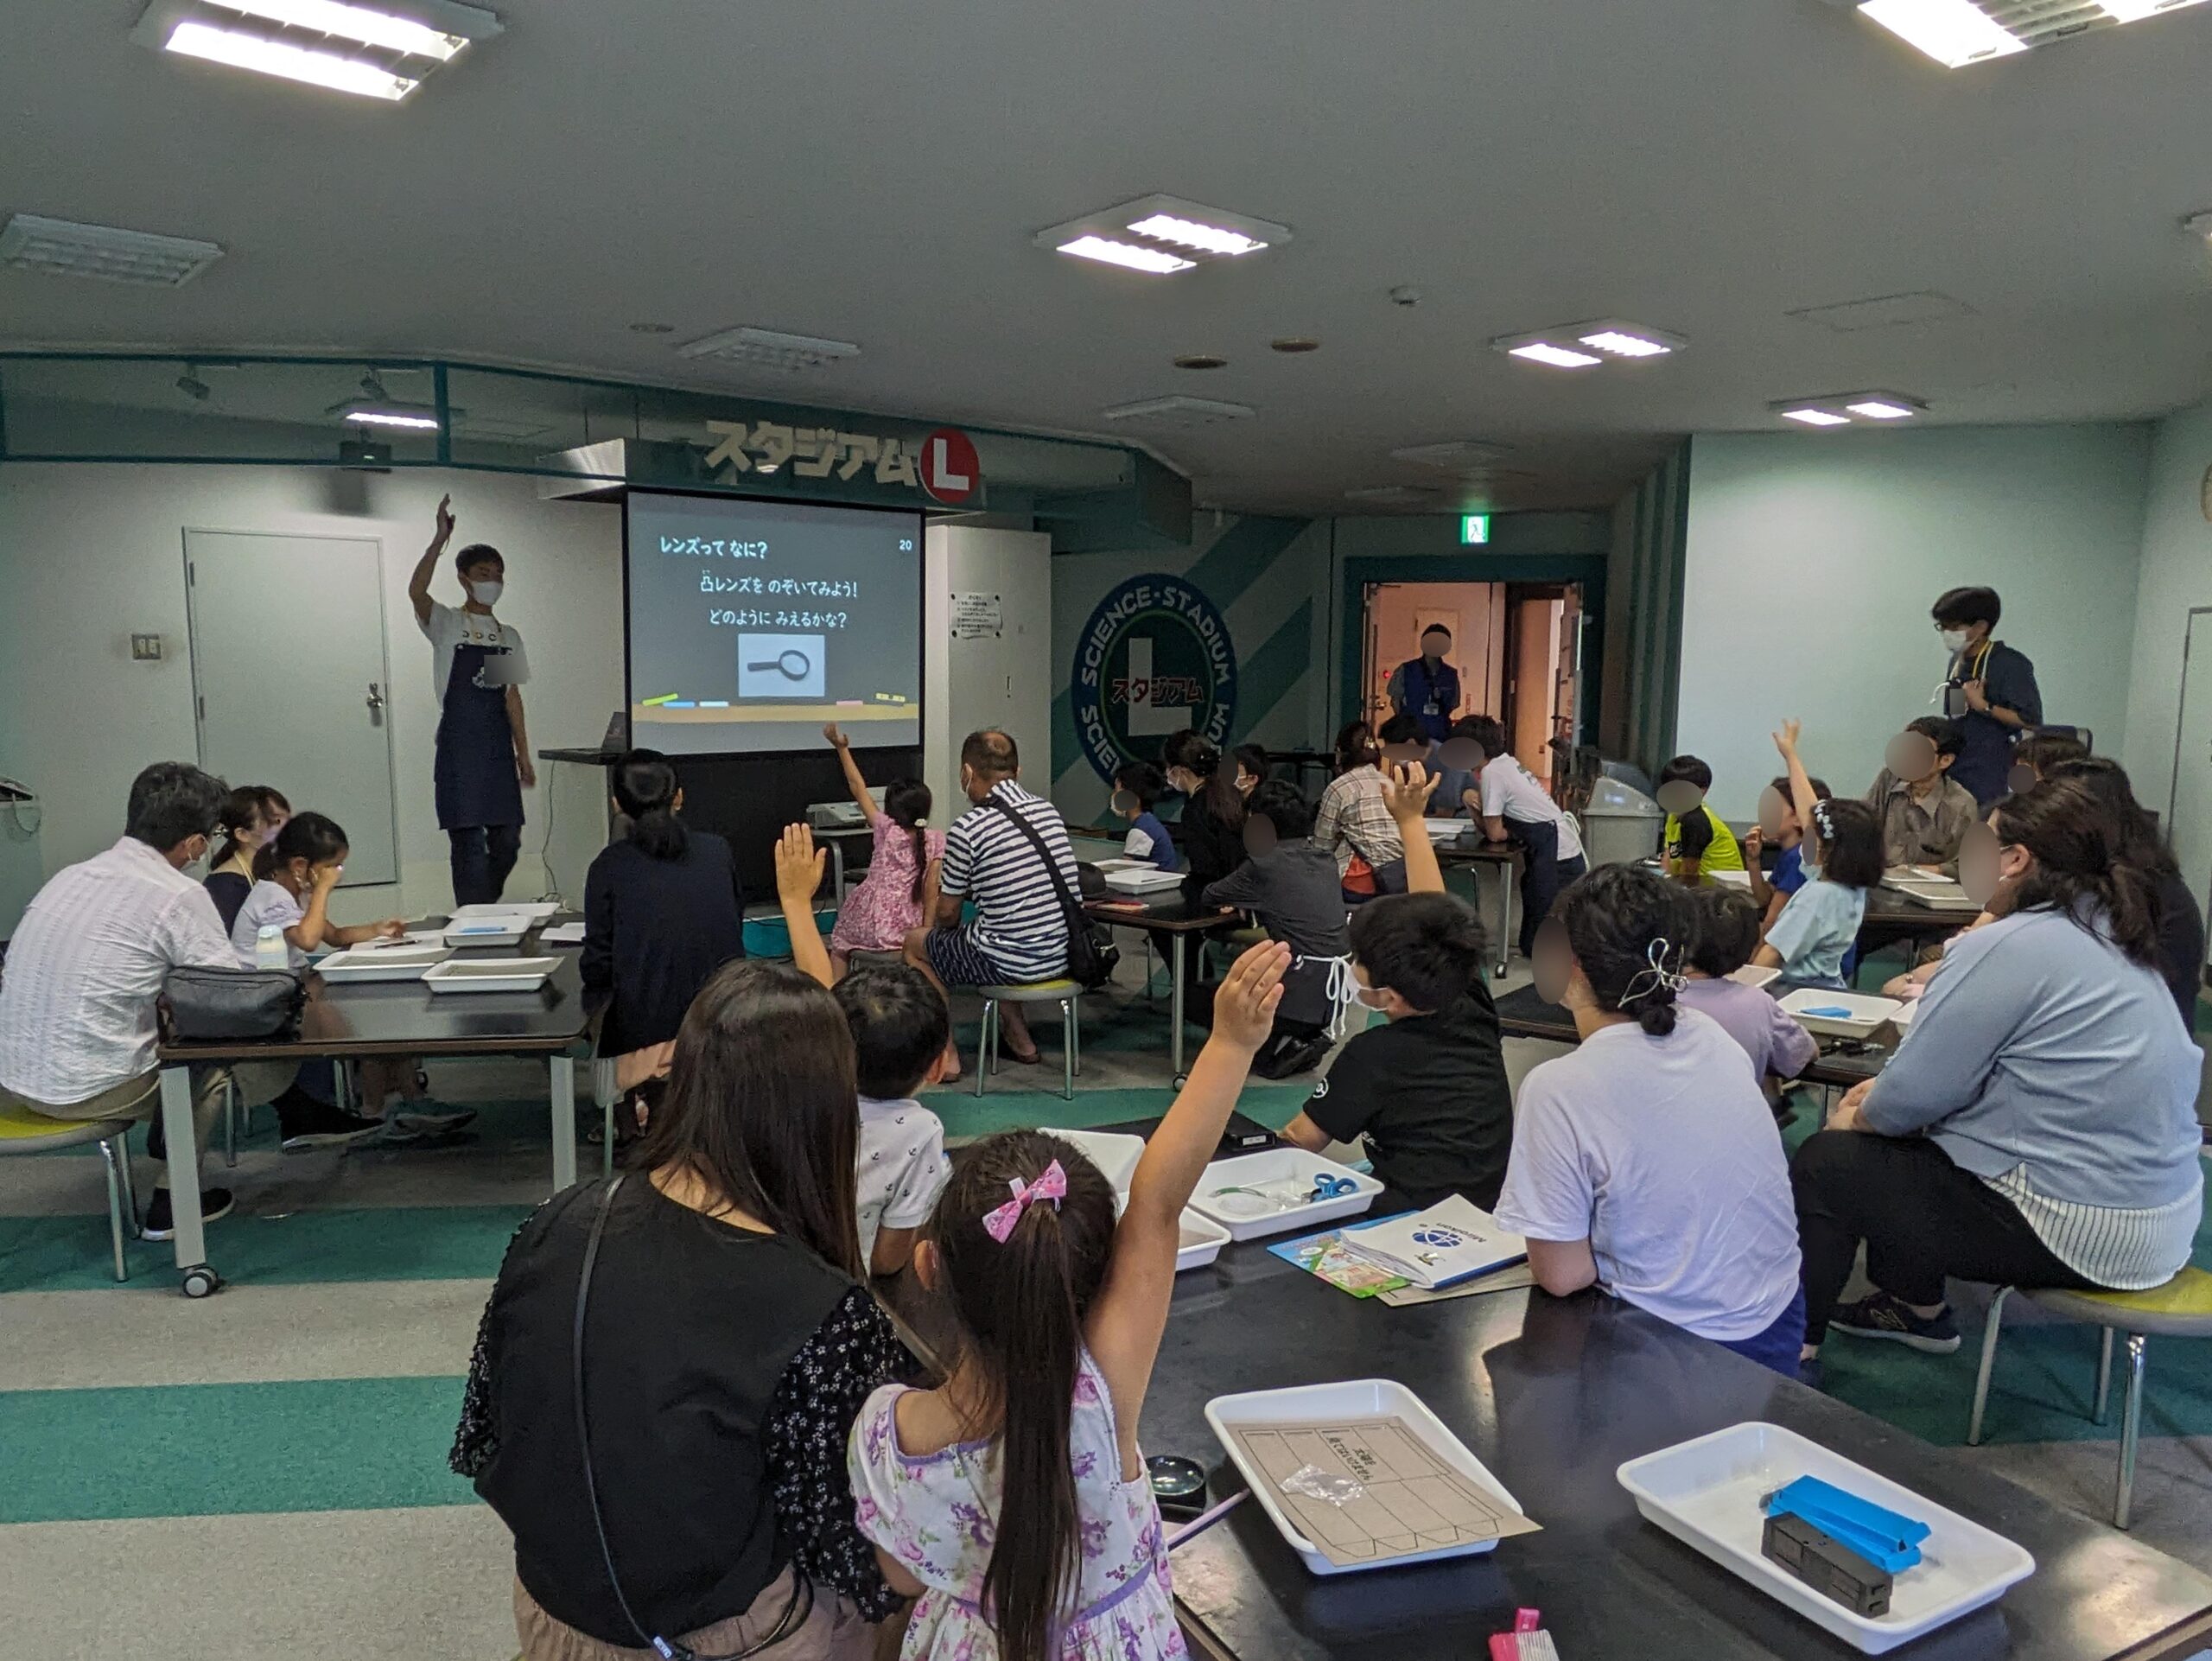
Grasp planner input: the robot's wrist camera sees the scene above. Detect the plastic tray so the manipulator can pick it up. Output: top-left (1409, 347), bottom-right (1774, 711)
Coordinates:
top-left (1616, 1422), bottom-right (2034, 1652)
top-left (1039, 1127), bottom-right (1148, 1191)
top-left (1207, 1378), bottom-right (1527, 1575)
top-left (1177, 1210), bottom-right (1231, 1271)
top-left (453, 901), bottom-right (559, 920)
top-left (1889, 878), bottom-right (1980, 913)
top-left (1777, 988), bottom-right (1904, 1040)
top-left (315, 943), bottom-right (452, 983)
top-left (1422, 818), bottom-right (1471, 843)
top-left (1708, 869), bottom-right (1753, 889)
top-left (1727, 964), bottom-right (1782, 990)
top-left (423, 956), bottom-right (559, 994)
top-left (442, 919), bottom-right (531, 948)
top-left (1188, 1148), bottom-right (1382, 1241)
top-left (1103, 866), bottom-right (1185, 894)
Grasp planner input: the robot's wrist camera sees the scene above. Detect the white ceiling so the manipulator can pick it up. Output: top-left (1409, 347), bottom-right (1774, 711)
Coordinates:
top-left (7, 0), bottom-right (2212, 515)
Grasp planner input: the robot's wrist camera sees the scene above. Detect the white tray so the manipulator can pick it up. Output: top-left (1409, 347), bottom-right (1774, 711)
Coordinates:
top-left (1177, 1210), bottom-right (1231, 1271)
top-left (1709, 868), bottom-right (1753, 889)
top-left (1103, 866), bottom-right (1185, 894)
top-left (1422, 817), bottom-right (1471, 843)
top-left (1727, 964), bottom-right (1781, 990)
top-left (442, 919), bottom-right (531, 948)
top-left (1616, 1422), bottom-right (2034, 1653)
top-left (423, 956), bottom-right (559, 994)
top-left (453, 901), bottom-right (559, 920)
top-left (1777, 988), bottom-right (1904, 1040)
top-left (1188, 1148), bottom-right (1382, 1241)
top-left (1889, 878), bottom-right (1980, 913)
top-left (315, 944), bottom-right (452, 983)
top-left (1207, 1378), bottom-right (1527, 1575)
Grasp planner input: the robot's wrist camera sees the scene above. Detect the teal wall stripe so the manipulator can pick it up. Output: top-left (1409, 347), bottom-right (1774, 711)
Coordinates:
top-left (1050, 684), bottom-right (1078, 784)
top-left (1235, 598), bottom-right (1316, 735)
top-left (1182, 516), bottom-right (1309, 610)
top-left (0, 1203), bottom-right (529, 1295)
top-left (0, 1377), bottom-right (476, 1521)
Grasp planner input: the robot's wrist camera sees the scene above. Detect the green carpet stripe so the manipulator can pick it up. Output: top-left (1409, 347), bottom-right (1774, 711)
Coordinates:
top-left (0, 1204), bottom-right (530, 1295)
top-left (0, 1377), bottom-right (475, 1523)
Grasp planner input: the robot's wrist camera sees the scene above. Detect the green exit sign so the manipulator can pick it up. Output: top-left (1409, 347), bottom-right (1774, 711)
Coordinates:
top-left (1460, 514), bottom-right (1491, 545)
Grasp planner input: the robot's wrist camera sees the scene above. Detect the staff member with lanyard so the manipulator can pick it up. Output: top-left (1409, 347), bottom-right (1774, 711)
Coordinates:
top-left (1932, 585), bottom-right (2041, 808)
top-left (410, 496), bottom-right (534, 907)
top-left (1387, 624), bottom-right (1462, 744)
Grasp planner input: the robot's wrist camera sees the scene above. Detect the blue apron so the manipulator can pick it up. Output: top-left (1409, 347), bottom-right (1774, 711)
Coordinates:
top-left (1398, 659), bottom-right (1460, 743)
top-left (434, 640), bottom-right (524, 830)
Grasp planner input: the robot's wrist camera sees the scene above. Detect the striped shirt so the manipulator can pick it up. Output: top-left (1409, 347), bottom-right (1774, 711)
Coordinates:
top-left (1313, 765), bottom-right (1404, 877)
top-left (939, 782), bottom-right (1077, 982)
top-left (0, 837), bottom-right (236, 1105)
top-left (1987, 1164), bottom-right (2202, 1289)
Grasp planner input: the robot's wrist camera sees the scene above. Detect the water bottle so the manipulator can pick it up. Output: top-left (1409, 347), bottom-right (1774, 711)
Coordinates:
top-left (254, 925), bottom-right (288, 972)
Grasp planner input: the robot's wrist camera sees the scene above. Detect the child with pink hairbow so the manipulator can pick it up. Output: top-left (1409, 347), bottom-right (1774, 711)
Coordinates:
top-left (849, 940), bottom-right (1290, 1661)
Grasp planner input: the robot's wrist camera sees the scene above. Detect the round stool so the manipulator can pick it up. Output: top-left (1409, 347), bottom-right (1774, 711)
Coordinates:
top-left (1967, 1268), bottom-right (2212, 1529)
top-left (0, 1102), bottom-right (141, 1282)
top-left (974, 981), bottom-right (1084, 1101)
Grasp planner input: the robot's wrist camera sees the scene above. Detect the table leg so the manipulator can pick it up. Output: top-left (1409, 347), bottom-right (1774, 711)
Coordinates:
top-left (549, 1054), bottom-right (578, 1191)
top-left (159, 1065), bottom-right (207, 1276)
top-left (1170, 933), bottom-right (1188, 1081)
top-left (1496, 860), bottom-right (1515, 978)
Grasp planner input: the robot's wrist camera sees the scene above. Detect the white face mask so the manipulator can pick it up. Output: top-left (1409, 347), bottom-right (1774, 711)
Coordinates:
top-left (469, 579), bottom-right (503, 606)
top-left (1940, 628), bottom-right (1969, 653)
top-left (1353, 985), bottom-right (1392, 1012)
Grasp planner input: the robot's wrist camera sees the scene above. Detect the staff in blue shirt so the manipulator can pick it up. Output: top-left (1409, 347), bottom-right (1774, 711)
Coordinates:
top-left (1932, 586), bottom-right (2041, 807)
top-left (1387, 625), bottom-right (1462, 745)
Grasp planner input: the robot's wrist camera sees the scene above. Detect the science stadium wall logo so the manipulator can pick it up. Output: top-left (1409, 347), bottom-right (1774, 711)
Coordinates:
top-left (1073, 575), bottom-right (1237, 782)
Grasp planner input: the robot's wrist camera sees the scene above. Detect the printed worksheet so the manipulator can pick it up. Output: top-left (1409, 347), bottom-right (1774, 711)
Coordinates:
top-left (1226, 1416), bottom-right (1541, 1567)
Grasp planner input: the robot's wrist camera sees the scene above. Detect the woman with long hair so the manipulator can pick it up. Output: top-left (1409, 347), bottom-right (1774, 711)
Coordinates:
top-left (1796, 776), bottom-right (2204, 1364)
top-left (455, 947), bottom-right (908, 1661)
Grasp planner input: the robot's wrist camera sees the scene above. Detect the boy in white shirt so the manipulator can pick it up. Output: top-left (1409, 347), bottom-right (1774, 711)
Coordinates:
top-left (835, 966), bottom-right (954, 1276)
top-left (1458, 715), bottom-right (1586, 958)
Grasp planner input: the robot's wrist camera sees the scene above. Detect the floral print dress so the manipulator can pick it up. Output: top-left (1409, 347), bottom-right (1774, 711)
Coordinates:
top-left (849, 1349), bottom-right (1186, 1661)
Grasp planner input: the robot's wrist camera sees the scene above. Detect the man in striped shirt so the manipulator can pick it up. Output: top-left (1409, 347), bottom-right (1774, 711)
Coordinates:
top-left (904, 730), bottom-right (1078, 1072)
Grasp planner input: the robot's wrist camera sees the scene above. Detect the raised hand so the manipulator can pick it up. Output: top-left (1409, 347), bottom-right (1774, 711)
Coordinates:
top-left (1771, 717), bottom-right (1802, 757)
top-left (773, 822), bottom-right (827, 907)
top-left (823, 722), bottom-right (849, 748)
top-left (1380, 760), bottom-right (1433, 827)
top-left (1209, 939), bottom-right (1290, 1053)
top-left (434, 493), bottom-right (454, 542)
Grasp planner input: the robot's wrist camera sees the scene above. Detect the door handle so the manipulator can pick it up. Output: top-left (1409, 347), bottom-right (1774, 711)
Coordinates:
top-left (365, 682), bottom-right (385, 719)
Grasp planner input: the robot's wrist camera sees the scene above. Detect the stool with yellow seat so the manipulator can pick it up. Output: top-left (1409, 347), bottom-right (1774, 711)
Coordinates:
top-left (0, 1100), bottom-right (141, 1282)
top-left (1967, 1268), bottom-right (2212, 1529)
top-left (973, 980), bottom-right (1084, 1102)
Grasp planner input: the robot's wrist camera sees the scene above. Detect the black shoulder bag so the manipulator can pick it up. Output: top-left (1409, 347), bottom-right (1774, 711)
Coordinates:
top-left (159, 965), bottom-right (305, 1042)
top-left (575, 1175), bottom-right (813, 1660)
top-left (983, 797), bottom-right (1120, 989)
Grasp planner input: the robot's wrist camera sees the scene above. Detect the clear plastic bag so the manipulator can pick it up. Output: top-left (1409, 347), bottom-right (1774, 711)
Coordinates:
top-left (1281, 1463), bottom-right (1367, 1506)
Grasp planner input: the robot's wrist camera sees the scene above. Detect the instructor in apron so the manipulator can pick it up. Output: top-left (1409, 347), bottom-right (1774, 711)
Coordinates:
top-left (410, 496), bottom-right (534, 907)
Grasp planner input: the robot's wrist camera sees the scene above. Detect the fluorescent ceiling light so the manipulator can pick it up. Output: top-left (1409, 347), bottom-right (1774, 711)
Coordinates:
top-left (1781, 407), bottom-right (1853, 426)
top-left (0, 213), bottom-right (224, 285)
top-left (1038, 195), bottom-right (1287, 277)
top-left (1508, 342), bottom-right (1604, 369)
top-left (1579, 329), bottom-right (1674, 358)
top-left (340, 403), bottom-right (440, 429)
top-left (1126, 213), bottom-right (1268, 257)
top-left (163, 20), bottom-right (419, 96)
top-left (2099, 0), bottom-right (2203, 19)
top-left (1846, 399), bottom-right (1919, 419)
top-left (1856, 0), bottom-right (2027, 67)
top-left (209, 0), bottom-right (465, 57)
top-left (1054, 235), bottom-right (1198, 276)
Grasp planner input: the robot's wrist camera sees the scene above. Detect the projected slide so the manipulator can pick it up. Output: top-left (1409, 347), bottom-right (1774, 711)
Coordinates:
top-left (624, 493), bottom-right (924, 755)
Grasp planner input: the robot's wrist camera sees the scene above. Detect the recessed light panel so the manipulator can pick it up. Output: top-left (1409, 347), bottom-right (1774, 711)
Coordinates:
top-left (1849, 0), bottom-right (2206, 67)
top-left (0, 213), bottom-right (224, 285)
top-left (1390, 440), bottom-right (1513, 472)
top-left (1773, 391), bottom-right (1928, 426)
top-left (132, 0), bottom-right (500, 100)
top-left (1495, 321), bottom-right (1682, 371)
top-left (1039, 194), bottom-right (1289, 277)
top-left (677, 327), bottom-right (861, 372)
top-left (1099, 397), bottom-right (1254, 428)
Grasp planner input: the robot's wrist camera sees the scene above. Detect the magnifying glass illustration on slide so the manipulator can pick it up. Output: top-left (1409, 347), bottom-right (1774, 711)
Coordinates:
top-left (745, 649), bottom-right (813, 681)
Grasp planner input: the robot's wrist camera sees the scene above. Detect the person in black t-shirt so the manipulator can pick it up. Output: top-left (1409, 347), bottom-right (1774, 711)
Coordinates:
top-left (1279, 764), bottom-right (1514, 1212)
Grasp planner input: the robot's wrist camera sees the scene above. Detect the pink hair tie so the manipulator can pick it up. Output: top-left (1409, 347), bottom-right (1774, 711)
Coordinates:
top-left (982, 1159), bottom-right (1068, 1244)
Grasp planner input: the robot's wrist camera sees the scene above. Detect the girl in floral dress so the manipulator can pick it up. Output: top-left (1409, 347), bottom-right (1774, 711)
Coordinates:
top-left (849, 942), bottom-right (1290, 1661)
top-left (824, 722), bottom-right (944, 977)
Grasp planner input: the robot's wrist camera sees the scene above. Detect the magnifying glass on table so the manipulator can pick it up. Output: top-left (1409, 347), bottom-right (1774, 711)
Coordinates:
top-left (746, 649), bottom-right (812, 681)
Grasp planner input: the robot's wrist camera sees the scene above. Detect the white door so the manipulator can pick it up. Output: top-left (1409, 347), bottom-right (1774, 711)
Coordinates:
top-left (184, 530), bottom-right (400, 888)
top-left (928, 526), bottom-right (1051, 816)
top-left (2168, 607), bottom-right (2212, 942)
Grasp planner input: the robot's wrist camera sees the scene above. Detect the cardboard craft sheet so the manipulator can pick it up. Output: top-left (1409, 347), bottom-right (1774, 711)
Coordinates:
top-left (1224, 1416), bottom-right (1541, 1568)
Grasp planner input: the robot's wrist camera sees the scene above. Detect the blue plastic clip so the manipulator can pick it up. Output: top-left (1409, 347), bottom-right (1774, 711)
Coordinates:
top-left (1764, 1476), bottom-right (1929, 1575)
